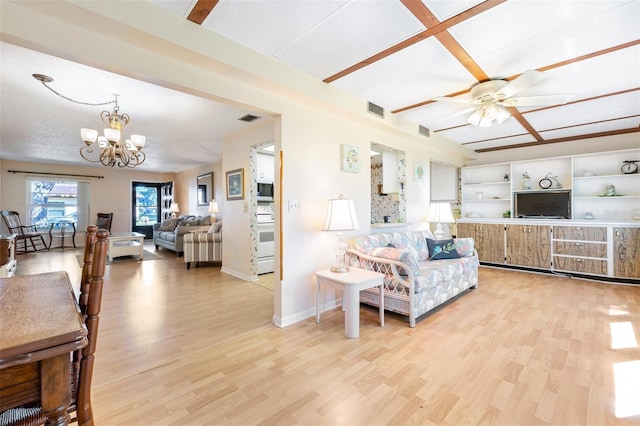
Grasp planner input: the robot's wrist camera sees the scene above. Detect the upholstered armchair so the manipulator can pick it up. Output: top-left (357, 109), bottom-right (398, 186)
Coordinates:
top-left (183, 221), bottom-right (222, 269)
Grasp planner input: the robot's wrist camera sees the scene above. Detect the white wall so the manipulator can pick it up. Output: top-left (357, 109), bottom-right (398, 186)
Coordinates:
top-left (174, 162), bottom-right (223, 219)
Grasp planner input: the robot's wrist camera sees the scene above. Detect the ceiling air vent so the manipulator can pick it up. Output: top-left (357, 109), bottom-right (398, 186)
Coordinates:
top-left (367, 102), bottom-right (384, 118)
top-left (419, 125), bottom-right (431, 138)
top-left (238, 114), bottom-right (261, 123)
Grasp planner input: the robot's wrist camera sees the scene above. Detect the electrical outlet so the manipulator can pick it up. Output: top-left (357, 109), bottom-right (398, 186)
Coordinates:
top-left (288, 200), bottom-right (301, 212)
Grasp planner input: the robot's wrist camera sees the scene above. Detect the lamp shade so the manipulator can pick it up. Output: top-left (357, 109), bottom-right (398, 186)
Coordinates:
top-left (104, 128), bottom-right (121, 143)
top-left (208, 200), bottom-right (219, 213)
top-left (80, 128), bottom-right (98, 144)
top-left (322, 197), bottom-right (359, 232)
top-left (170, 203), bottom-right (180, 213)
top-left (427, 203), bottom-right (455, 223)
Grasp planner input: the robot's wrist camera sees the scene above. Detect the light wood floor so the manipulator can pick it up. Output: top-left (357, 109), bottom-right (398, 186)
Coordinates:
top-left (13, 245), bottom-right (640, 425)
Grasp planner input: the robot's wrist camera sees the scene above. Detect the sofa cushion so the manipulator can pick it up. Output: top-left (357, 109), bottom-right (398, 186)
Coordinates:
top-left (199, 216), bottom-right (212, 226)
top-left (181, 217), bottom-right (202, 226)
top-left (427, 238), bottom-right (460, 260)
top-left (454, 238), bottom-right (475, 257)
top-left (367, 246), bottom-right (419, 275)
top-left (352, 230), bottom-right (436, 262)
top-left (158, 218), bottom-right (180, 231)
top-left (208, 221), bottom-right (222, 234)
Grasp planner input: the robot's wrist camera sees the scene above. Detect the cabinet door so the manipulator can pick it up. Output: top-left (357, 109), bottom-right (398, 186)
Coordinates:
top-left (458, 223), bottom-right (504, 263)
top-left (613, 227), bottom-right (640, 278)
top-left (506, 225), bottom-right (551, 268)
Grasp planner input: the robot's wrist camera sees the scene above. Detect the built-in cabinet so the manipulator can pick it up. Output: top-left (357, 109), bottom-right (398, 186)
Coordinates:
top-left (461, 148), bottom-right (640, 221)
top-left (506, 224), bottom-right (551, 269)
top-left (552, 226), bottom-right (608, 275)
top-left (457, 222), bottom-right (504, 263)
top-left (257, 153), bottom-right (275, 183)
top-left (457, 220), bottom-right (640, 281)
top-left (613, 227), bottom-right (640, 278)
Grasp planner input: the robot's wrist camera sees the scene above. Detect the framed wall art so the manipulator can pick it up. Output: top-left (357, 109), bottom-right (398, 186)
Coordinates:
top-left (226, 168), bottom-right (244, 200)
top-left (341, 144), bottom-right (361, 173)
top-left (413, 161), bottom-right (426, 182)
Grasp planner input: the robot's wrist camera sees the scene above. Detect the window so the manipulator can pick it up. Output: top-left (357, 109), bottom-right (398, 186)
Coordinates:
top-left (26, 177), bottom-right (89, 231)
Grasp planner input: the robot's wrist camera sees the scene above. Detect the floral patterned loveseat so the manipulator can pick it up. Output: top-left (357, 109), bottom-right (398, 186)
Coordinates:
top-left (346, 230), bottom-right (479, 327)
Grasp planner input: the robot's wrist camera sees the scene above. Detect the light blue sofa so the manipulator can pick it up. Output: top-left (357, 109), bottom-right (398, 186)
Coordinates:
top-left (346, 230), bottom-right (479, 327)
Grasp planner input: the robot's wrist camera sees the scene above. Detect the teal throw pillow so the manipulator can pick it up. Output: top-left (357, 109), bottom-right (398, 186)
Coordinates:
top-left (427, 238), bottom-right (460, 260)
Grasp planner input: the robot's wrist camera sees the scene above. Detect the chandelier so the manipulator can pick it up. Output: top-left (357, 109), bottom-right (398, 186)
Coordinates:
top-left (33, 74), bottom-right (147, 168)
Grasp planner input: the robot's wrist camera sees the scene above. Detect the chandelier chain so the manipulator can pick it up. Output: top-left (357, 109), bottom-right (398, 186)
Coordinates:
top-left (34, 74), bottom-right (117, 107)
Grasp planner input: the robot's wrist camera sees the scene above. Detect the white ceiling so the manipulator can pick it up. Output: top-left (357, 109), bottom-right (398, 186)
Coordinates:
top-left (1, 0), bottom-right (639, 172)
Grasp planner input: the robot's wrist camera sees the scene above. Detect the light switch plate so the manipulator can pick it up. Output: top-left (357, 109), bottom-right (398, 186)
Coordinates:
top-left (288, 200), bottom-right (300, 212)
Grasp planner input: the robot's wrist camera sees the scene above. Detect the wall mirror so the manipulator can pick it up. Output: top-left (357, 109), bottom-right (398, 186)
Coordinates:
top-left (197, 172), bottom-right (213, 205)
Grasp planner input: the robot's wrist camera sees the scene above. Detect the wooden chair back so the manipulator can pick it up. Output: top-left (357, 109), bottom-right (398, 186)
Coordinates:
top-left (72, 225), bottom-right (98, 376)
top-left (96, 213), bottom-right (113, 232)
top-left (79, 225), bottom-right (98, 314)
top-left (0, 210), bottom-right (47, 253)
top-left (1, 210), bottom-right (23, 234)
top-left (75, 228), bottom-right (108, 425)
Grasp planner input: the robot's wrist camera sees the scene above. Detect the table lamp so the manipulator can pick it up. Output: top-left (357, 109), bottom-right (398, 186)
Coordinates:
top-left (322, 195), bottom-right (360, 273)
top-left (170, 202), bottom-right (180, 219)
top-left (208, 200), bottom-right (220, 222)
top-left (427, 202), bottom-right (455, 240)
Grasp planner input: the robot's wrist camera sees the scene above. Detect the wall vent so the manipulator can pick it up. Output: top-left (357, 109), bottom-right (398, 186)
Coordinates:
top-left (367, 102), bottom-right (384, 118)
top-left (419, 125), bottom-right (431, 138)
top-left (239, 114), bottom-right (261, 122)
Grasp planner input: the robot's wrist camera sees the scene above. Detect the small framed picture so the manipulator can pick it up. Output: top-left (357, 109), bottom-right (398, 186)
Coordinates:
top-left (341, 144), bottom-right (361, 173)
top-left (413, 161), bottom-right (426, 182)
top-left (226, 168), bottom-right (244, 200)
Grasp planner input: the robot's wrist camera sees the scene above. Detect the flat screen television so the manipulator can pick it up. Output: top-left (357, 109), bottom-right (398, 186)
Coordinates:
top-left (515, 190), bottom-right (572, 219)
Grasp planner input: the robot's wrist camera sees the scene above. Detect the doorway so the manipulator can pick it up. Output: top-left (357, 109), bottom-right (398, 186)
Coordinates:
top-left (250, 141), bottom-right (276, 278)
top-left (131, 181), bottom-right (173, 238)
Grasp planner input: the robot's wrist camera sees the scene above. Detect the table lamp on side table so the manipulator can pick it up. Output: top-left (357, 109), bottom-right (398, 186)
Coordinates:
top-left (322, 194), bottom-right (360, 273)
top-left (427, 202), bottom-right (455, 240)
top-left (170, 203), bottom-right (180, 219)
top-left (208, 200), bottom-right (220, 222)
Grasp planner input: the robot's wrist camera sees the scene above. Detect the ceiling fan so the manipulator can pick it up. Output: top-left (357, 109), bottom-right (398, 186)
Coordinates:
top-left (433, 70), bottom-right (573, 127)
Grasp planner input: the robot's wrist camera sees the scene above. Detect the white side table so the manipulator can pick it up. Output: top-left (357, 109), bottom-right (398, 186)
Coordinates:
top-left (316, 267), bottom-right (385, 338)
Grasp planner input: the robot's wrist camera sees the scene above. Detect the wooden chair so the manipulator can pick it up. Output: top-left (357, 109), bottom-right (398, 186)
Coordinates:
top-left (95, 212), bottom-right (113, 232)
top-left (0, 211), bottom-right (47, 253)
top-left (0, 226), bottom-right (108, 426)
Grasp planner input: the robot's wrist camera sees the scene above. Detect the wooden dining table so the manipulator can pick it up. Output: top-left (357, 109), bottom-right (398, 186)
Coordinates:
top-left (0, 271), bottom-right (88, 425)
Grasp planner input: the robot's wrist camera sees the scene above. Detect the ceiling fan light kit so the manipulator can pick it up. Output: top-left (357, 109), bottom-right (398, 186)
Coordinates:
top-left (33, 74), bottom-right (147, 168)
top-left (435, 70), bottom-right (573, 128)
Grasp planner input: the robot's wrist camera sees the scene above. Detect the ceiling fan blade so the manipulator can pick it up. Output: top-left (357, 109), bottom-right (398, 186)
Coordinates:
top-left (440, 106), bottom-right (479, 120)
top-left (432, 96), bottom-right (481, 105)
top-left (496, 70), bottom-right (545, 99)
top-left (501, 94), bottom-right (573, 107)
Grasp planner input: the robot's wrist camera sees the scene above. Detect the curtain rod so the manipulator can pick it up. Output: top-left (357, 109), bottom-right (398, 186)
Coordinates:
top-left (7, 170), bottom-right (104, 179)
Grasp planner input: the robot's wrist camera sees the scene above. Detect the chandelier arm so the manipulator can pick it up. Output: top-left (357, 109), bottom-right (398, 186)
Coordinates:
top-left (129, 151), bottom-right (146, 168)
top-left (80, 145), bottom-right (107, 163)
